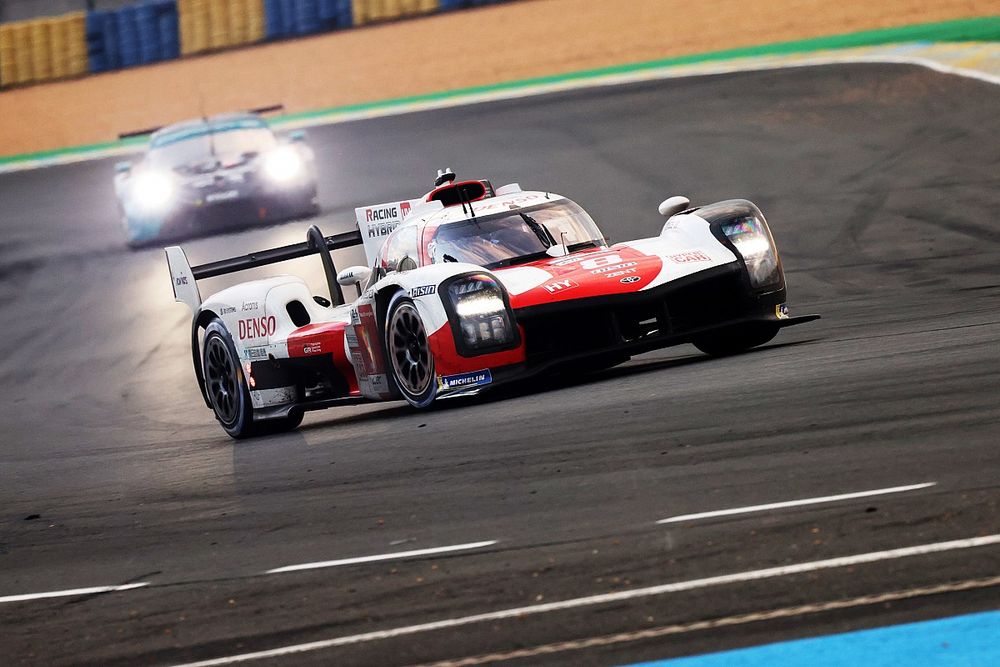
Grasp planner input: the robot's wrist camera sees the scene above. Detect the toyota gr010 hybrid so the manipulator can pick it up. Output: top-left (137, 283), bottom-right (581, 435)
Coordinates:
top-left (166, 170), bottom-right (818, 438)
top-left (115, 112), bottom-right (319, 247)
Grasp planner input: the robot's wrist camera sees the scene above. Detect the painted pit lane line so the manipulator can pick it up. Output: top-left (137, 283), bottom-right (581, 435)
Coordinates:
top-left (265, 540), bottom-right (499, 574)
top-left (168, 533), bottom-right (1000, 667)
top-left (0, 582), bottom-right (149, 604)
top-left (656, 482), bottom-right (936, 524)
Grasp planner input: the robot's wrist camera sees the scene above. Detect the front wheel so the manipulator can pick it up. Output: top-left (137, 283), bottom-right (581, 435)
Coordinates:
top-left (385, 295), bottom-right (437, 408)
top-left (693, 323), bottom-right (778, 357)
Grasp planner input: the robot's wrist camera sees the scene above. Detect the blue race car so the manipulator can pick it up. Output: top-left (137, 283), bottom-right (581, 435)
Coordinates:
top-left (114, 112), bottom-right (319, 247)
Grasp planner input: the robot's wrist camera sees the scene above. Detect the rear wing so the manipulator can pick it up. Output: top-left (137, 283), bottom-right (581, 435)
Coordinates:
top-left (165, 225), bottom-right (363, 312)
top-left (119, 104), bottom-right (286, 140)
top-left (355, 197), bottom-right (426, 267)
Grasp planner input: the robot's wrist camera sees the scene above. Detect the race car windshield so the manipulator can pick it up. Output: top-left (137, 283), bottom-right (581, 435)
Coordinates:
top-left (149, 128), bottom-right (278, 166)
top-left (428, 200), bottom-right (605, 268)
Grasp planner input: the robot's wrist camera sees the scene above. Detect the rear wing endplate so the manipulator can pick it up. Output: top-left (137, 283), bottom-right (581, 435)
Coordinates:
top-left (165, 226), bottom-right (363, 312)
top-left (355, 197), bottom-right (425, 267)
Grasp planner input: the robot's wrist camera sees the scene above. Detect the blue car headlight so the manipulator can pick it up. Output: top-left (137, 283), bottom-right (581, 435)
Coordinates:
top-left (721, 214), bottom-right (781, 290)
top-left (444, 274), bottom-right (517, 354)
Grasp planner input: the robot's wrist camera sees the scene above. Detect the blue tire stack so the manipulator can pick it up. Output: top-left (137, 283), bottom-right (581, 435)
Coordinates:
top-left (294, 0), bottom-right (320, 35)
top-left (86, 10), bottom-right (109, 72)
top-left (116, 5), bottom-right (139, 67)
top-left (135, 4), bottom-right (161, 64)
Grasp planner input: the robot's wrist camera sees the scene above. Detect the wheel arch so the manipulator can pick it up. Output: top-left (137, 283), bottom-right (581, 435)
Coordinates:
top-left (191, 308), bottom-right (221, 409)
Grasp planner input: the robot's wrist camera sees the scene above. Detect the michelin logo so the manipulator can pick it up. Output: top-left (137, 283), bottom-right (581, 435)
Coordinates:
top-left (438, 369), bottom-right (493, 391)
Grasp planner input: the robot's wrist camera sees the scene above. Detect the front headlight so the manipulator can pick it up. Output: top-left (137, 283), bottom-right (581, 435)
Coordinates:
top-left (131, 170), bottom-right (175, 212)
top-left (722, 215), bottom-right (781, 289)
top-left (263, 146), bottom-right (304, 183)
top-left (446, 274), bottom-right (516, 353)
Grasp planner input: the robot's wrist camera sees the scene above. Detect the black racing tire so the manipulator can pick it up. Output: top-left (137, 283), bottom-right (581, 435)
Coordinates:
top-left (385, 294), bottom-right (437, 409)
top-left (693, 323), bottom-right (779, 357)
top-left (202, 319), bottom-right (303, 439)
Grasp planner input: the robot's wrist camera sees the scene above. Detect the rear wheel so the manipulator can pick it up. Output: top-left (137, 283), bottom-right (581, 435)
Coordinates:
top-left (693, 323), bottom-right (778, 357)
top-left (202, 319), bottom-right (301, 438)
top-left (386, 295), bottom-right (436, 408)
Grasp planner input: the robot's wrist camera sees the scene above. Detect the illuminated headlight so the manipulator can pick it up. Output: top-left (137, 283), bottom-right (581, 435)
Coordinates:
top-left (132, 170), bottom-right (175, 212)
top-left (447, 275), bottom-right (515, 352)
top-left (722, 215), bottom-right (781, 289)
top-left (263, 146), bottom-right (304, 183)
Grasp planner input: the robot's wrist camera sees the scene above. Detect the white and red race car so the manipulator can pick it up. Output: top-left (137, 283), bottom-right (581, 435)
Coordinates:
top-left (166, 170), bottom-right (818, 438)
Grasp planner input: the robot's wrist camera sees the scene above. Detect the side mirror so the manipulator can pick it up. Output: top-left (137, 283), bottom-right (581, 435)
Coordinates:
top-left (658, 196), bottom-right (690, 219)
top-left (336, 265), bottom-right (372, 297)
top-left (115, 161), bottom-right (132, 174)
top-left (289, 130), bottom-right (306, 142)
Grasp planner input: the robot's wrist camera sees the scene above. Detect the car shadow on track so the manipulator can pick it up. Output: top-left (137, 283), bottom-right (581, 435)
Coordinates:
top-left (294, 338), bottom-right (819, 433)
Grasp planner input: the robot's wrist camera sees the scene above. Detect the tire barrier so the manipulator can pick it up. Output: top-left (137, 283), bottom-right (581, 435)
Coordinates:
top-left (0, 0), bottom-right (513, 87)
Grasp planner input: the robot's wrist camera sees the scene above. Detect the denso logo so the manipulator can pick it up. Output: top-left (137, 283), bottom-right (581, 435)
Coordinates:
top-left (366, 206), bottom-right (398, 222)
top-left (238, 316), bottom-right (276, 340)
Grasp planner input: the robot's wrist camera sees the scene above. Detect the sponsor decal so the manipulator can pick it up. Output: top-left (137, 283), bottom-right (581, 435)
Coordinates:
top-left (669, 250), bottom-right (712, 264)
top-left (245, 346), bottom-right (268, 360)
top-left (590, 261), bottom-right (638, 275)
top-left (206, 189), bottom-right (239, 203)
top-left (241, 301), bottom-right (259, 312)
top-left (776, 303), bottom-right (790, 319)
top-left (220, 306), bottom-right (236, 315)
top-left (175, 276), bottom-right (189, 286)
top-left (410, 285), bottom-right (437, 297)
top-left (438, 369), bottom-right (493, 391)
top-left (400, 201), bottom-right (412, 218)
top-left (238, 315), bottom-right (276, 340)
top-left (302, 341), bottom-right (323, 354)
top-left (620, 276), bottom-right (641, 284)
top-left (605, 268), bottom-right (638, 279)
top-left (543, 279), bottom-right (579, 294)
top-left (365, 205), bottom-right (398, 222)
top-left (580, 254), bottom-right (624, 270)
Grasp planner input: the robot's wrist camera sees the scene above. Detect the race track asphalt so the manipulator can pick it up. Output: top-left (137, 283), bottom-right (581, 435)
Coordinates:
top-left (1, 63), bottom-right (998, 666)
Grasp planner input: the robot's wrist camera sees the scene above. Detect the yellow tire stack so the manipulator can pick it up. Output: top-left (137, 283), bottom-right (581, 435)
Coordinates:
top-left (207, 0), bottom-right (231, 49)
top-left (227, 0), bottom-right (248, 46)
top-left (65, 12), bottom-right (87, 77)
top-left (180, 0), bottom-right (211, 55)
top-left (12, 22), bottom-right (33, 85)
top-left (355, 0), bottom-right (438, 27)
top-left (49, 17), bottom-right (68, 78)
top-left (29, 19), bottom-right (52, 82)
top-left (245, 0), bottom-right (265, 43)
top-left (0, 24), bottom-right (16, 87)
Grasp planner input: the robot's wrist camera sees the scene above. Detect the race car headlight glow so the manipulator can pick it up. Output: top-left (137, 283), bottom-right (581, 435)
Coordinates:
top-left (263, 146), bottom-right (304, 183)
top-left (447, 275), bottom-right (516, 352)
top-left (132, 170), bottom-right (175, 212)
top-left (722, 215), bottom-right (781, 289)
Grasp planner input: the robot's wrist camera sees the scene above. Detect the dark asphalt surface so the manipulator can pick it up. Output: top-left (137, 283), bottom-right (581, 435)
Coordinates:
top-left (1, 63), bottom-right (999, 666)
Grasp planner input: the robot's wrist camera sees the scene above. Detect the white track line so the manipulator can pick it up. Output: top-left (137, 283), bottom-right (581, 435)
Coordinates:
top-left (656, 482), bottom-right (936, 525)
top-left (265, 540), bottom-right (498, 574)
top-left (171, 533), bottom-right (1000, 666)
top-left (0, 582), bottom-right (149, 604)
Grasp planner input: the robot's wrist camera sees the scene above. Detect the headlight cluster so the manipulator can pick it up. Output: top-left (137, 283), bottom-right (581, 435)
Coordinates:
top-left (263, 146), bottom-right (304, 183)
top-left (446, 275), bottom-right (516, 353)
top-left (722, 215), bottom-right (781, 289)
top-left (131, 170), bottom-right (175, 213)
